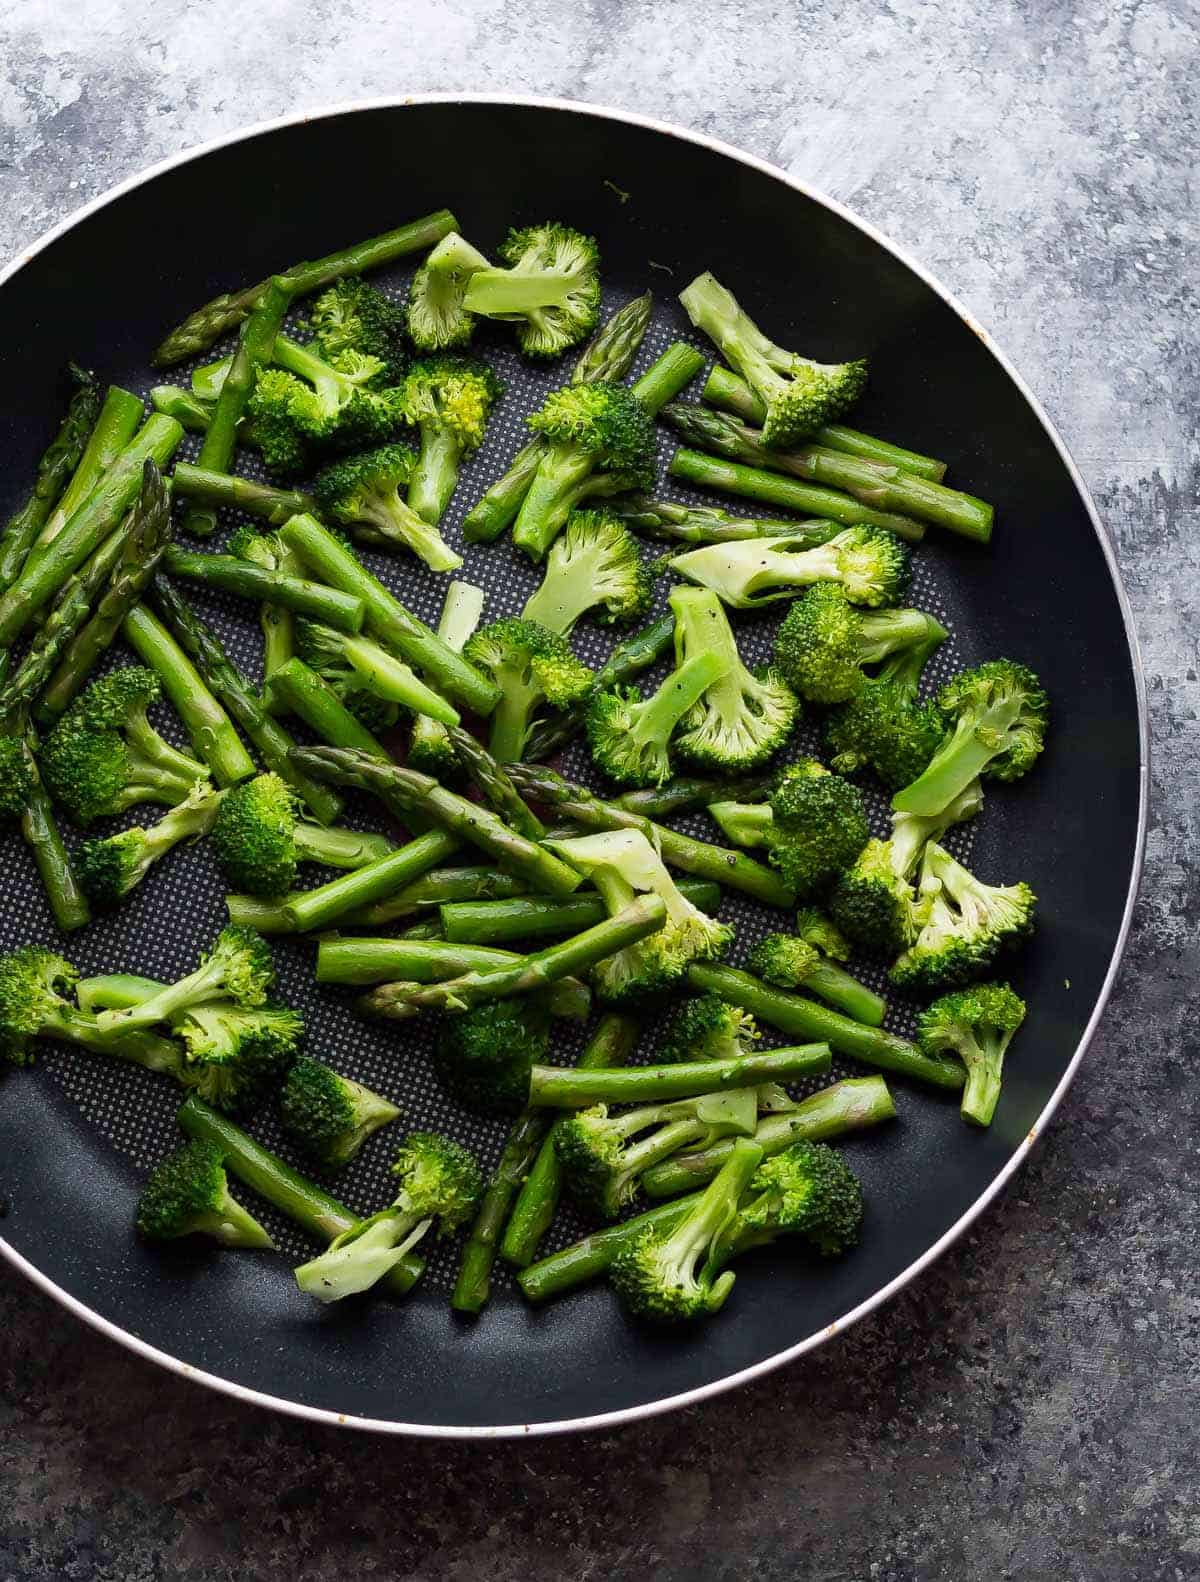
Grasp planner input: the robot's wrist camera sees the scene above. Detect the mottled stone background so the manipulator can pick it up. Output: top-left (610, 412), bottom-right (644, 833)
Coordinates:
top-left (0, 2), bottom-right (1194, 1578)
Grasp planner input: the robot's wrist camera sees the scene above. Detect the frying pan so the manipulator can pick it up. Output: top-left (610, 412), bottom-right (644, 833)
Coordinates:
top-left (0, 97), bottom-right (1147, 1437)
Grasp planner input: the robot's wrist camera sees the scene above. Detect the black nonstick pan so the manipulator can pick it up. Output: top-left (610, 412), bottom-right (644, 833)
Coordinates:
top-left (0, 97), bottom-right (1147, 1437)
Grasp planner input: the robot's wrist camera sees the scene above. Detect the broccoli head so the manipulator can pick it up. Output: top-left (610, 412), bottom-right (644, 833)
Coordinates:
top-left (210, 773), bottom-right (298, 895)
top-left (774, 582), bottom-right (948, 705)
top-left (658, 992), bottom-right (759, 1064)
top-left (136, 1138), bottom-right (274, 1248)
top-left (308, 275), bottom-right (407, 379)
top-left (0, 735), bottom-right (36, 824)
top-left (280, 1055), bottom-right (401, 1168)
top-left (244, 369), bottom-right (312, 476)
top-left (463, 222), bottom-right (601, 358)
top-left (679, 272), bottom-right (867, 447)
top-left (433, 997), bottom-right (551, 1115)
top-left (94, 925), bottom-right (274, 1040)
top-left (173, 1000), bottom-right (303, 1114)
top-left (312, 443), bottom-right (463, 572)
top-left (250, 337), bottom-right (403, 462)
top-left (406, 231), bottom-right (491, 352)
top-left (793, 907), bottom-right (852, 962)
top-left (669, 526), bottom-right (910, 611)
top-left (916, 981), bottom-right (1027, 1127)
top-left (464, 617), bottom-right (593, 764)
top-left (890, 843), bottom-right (1036, 993)
top-left (762, 760), bottom-right (870, 898)
top-left (823, 638), bottom-right (946, 789)
top-left (586, 650), bottom-right (728, 789)
top-left (0, 946), bottom-right (78, 1066)
top-left (522, 510), bottom-right (656, 634)
top-left (398, 355), bottom-right (503, 524)
top-left (725, 1139), bottom-right (864, 1259)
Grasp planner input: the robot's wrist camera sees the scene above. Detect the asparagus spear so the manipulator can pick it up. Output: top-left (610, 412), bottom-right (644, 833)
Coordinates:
top-left (687, 964), bottom-right (965, 1090)
top-left (452, 1108), bottom-right (552, 1315)
top-left (669, 448), bottom-right (927, 543)
top-left (529, 1042), bottom-right (830, 1107)
top-left (702, 366), bottom-right (949, 482)
top-left (122, 605), bottom-right (254, 787)
top-left (278, 515), bottom-right (499, 717)
top-left (176, 1098), bottom-right (424, 1295)
top-left (27, 385), bottom-right (144, 559)
top-left (226, 830), bottom-right (460, 934)
top-left (611, 773), bottom-right (779, 821)
top-left (500, 1012), bottom-right (638, 1269)
top-left (181, 279), bottom-right (293, 537)
top-left (7, 731), bottom-right (90, 932)
top-left (447, 728), bottom-right (545, 841)
top-left (170, 462), bottom-right (317, 526)
top-left (642, 1075), bottom-right (896, 1198)
top-left (151, 209), bottom-right (458, 366)
top-left (316, 936), bottom-right (527, 985)
top-left (340, 866), bottom-right (528, 928)
top-left (36, 462), bottom-right (175, 722)
top-left (151, 578), bottom-right (341, 825)
top-left (0, 366), bottom-right (102, 593)
top-left (266, 657), bottom-right (390, 759)
top-left (609, 495), bottom-right (840, 548)
top-left (408, 582), bottom-right (485, 773)
top-left (290, 747), bottom-right (584, 899)
top-left (227, 531), bottom-right (300, 702)
top-left (150, 387), bottom-right (218, 432)
top-left (506, 763), bottom-right (795, 909)
top-left (521, 611), bottom-right (676, 763)
top-left (358, 896), bottom-right (668, 1019)
top-left (664, 404), bottom-right (991, 542)
top-left (439, 879), bottom-right (721, 947)
top-left (0, 417), bottom-right (183, 646)
top-left (162, 548), bottom-right (366, 630)
top-left (518, 1197), bottom-right (691, 1304)
top-left (462, 293), bottom-right (653, 543)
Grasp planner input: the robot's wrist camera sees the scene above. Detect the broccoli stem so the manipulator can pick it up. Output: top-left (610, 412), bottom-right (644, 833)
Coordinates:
top-left (315, 936), bottom-right (524, 985)
top-left (151, 579), bottom-right (341, 825)
top-left (611, 495), bottom-right (837, 548)
top-left (522, 612), bottom-right (676, 762)
top-left (409, 580), bottom-right (485, 770)
top-left (170, 462), bottom-right (317, 526)
top-left (121, 605), bottom-right (254, 787)
top-left (528, 1043), bottom-right (830, 1107)
top-left (0, 367), bottom-right (103, 592)
top-left (439, 879), bottom-right (721, 947)
top-left (358, 896), bottom-right (668, 1019)
top-left (181, 280), bottom-right (292, 538)
top-left (705, 800), bottom-right (773, 849)
top-left (266, 657), bottom-right (390, 760)
top-left (611, 773), bottom-right (778, 821)
top-left (687, 964), bottom-right (965, 1090)
top-left (162, 549), bottom-right (366, 631)
top-left (665, 404), bottom-right (992, 542)
top-left (290, 747), bottom-right (584, 898)
top-left (451, 1108), bottom-right (552, 1315)
top-left (0, 417), bottom-right (184, 647)
top-left (76, 972), bottom-right (167, 1012)
top-left (278, 515), bottom-right (499, 717)
top-left (500, 1012), bottom-right (639, 1268)
top-left (28, 385), bottom-right (144, 558)
top-left (669, 449), bottom-right (927, 543)
top-left (703, 366), bottom-right (949, 482)
top-left (292, 823), bottom-right (394, 870)
top-left (225, 829), bottom-right (459, 934)
top-left (643, 1074), bottom-right (897, 1198)
top-left (408, 422), bottom-right (462, 526)
top-left (176, 1098), bottom-right (424, 1295)
top-left (462, 293), bottom-right (653, 543)
top-left (447, 727), bottom-right (545, 840)
top-left (35, 463), bottom-right (174, 722)
top-left (151, 209), bottom-right (459, 366)
top-left (340, 866), bottom-right (528, 928)
top-left (505, 763), bottom-right (796, 909)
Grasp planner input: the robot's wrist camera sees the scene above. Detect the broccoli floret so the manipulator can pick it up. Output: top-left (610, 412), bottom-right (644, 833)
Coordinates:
top-left (94, 925), bottom-right (274, 1040)
top-left (547, 829), bottom-right (733, 1002)
top-left (173, 1000), bottom-right (303, 1114)
top-left (312, 443), bottom-right (463, 572)
top-left (432, 998), bottom-right (550, 1115)
top-left (658, 991), bottom-right (794, 1115)
top-left (679, 273), bottom-right (867, 447)
top-left (406, 231), bottom-right (491, 352)
top-left (917, 982), bottom-right (1027, 1127)
top-left (669, 584), bottom-right (799, 773)
top-left (0, 946), bottom-right (82, 1067)
top-left (308, 276), bottom-right (406, 379)
top-left (609, 1137), bottom-right (764, 1322)
top-left (712, 761), bottom-right (867, 898)
top-left (243, 369), bottom-right (312, 476)
top-left (280, 1055), bottom-right (400, 1168)
top-left (670, 527), bottom-right (910, 610)
top-left (890, 844), bottom-right (1036, 993)
top-left (823, 634), bottom-right (946, 788)
top-left (892, 660), bottom-right (1049, 817)
top-left (586, 650), bottom-right (728, 788)
top-left (209, 773), bottom-right (299, 896)
top-left (724, 1139), bottom-right (864, 1259)
top-left (76, 783), bottom-right (222, 908)
top-left (745, 930), bottom-right (887, 1026)
top-left (462, 222), bottom-right (601, 358)
top-left (556, 1090), bottom-right (759, 1218)
top-left (774, 583), bottom-right (948, 705)
top-left (793, 907), bottom-right (852, 962)
top-left (828, 781), bottom-right (984, 956)
top-left (136, 1139), bottom-right (274, 1248)
top-left (0, 735), bottom-right (37, 823)
top-left (747, 934), bottom-right (824, 988)
top-left (249, 337), bottom-right (402, 462)
top-left (522, 510), bottom-right (656, 634)
top-left (398, 356), bottom-right (502, 525)
top-left (514, 383), bottom-right (657, 561)
top-left (464, 617), bottom-right (594, 764)
top-left (38, 667), bottom-right (209, 827)
top-left (294, 1132), bottom-right (483, 1303)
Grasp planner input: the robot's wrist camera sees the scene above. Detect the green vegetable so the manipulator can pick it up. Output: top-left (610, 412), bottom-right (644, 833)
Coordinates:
top-left (136, 1139), bottom-right (274, 1248)
top-left (398, 356), bottom-right (502, 524)
top-left (311, 444), bottom-right (464, 571)
top-left (522, 509), bottom-right (656, 634)
top-left (707, 759), bottom-right (868, 899)
top-left (406, 231), bottom-right (492, 352)
top-left (462, 222), bottom-right (601, 358)
top-left (746, 933), bottom-right (886, 1026)
top-left (433, 998), bottom-right (550, 1116)
top-left (773, 582), bottom-right (947, 704)
top-left (296, 617), bottom-right (459, 727)
top-left (439, 879), bottom-right (721, 947)
top-left (669, 524), bottom-right (910, 610)
top-left (463, 617), bottom-right (593, 764)
top-left (408, 582), bottom-right (485, 777)
top-left (169, 463), bottom-right (317, 526)
top-left (162, 547), bottom-right (366, 630)
top-left (916, 982), bottom-right (1027, 1127)
top-left (27, 384), bottom-right (143, 558)
top-left (76, 784), bottom-right (222, 907)
top-left (889, 845), bottom-right (1036, 993)
top-left (280, 1055), bottom-right (400, 1169)
top-left (211, 773), bottom-right (392, 895)
top-left (94, 925), bottom-right (274, 1040)
top-left (822, 631), bottom-right (947, 789)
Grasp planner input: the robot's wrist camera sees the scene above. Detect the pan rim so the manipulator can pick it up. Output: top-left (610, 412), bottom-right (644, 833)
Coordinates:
top-left (0, 91), bottom-right (1150, 1440)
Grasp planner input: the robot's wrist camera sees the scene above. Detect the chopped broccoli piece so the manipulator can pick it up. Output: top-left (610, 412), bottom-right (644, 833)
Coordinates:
top-left (586, 650), bottom-right (728, 788)
top-left (713, 761), bottom-right (869, 898)
top-left (670, 526), bottom-right (910, 610)
top-left (312, 443), bottom-right (463, 571)
top-left (916, 982), bottom-right (1027, 1126)
top-left (172, 999), bottom-right (303, 1114)
top-left (723, 1138), bottom-right (864, 1259)
top-left (308, 276), bottom-right (407, 380)
top-left (670, 584), bottom-right (799, 773)
top-left (793, 907), bottom-right (852, 962)
top-left (76, 782), bottom-right (222, 908)
top-left (38, 667), bottom-right (209, 827)
top-left (0, 946), bottom-right (83, 1067)
top-left (248, 336), bottom-right (403, 467)
top-left (210, 773), bottom-right (299, 895)
top-left (522, 510), bottom-right (656, 634)
top-left (0, 735), bottom-right (37, 822)
top-left (406, 231), bottom-right (491, 352)
top-left (679, 272), bottom-right (867, 447)
top-left (397, 356), bottom-right (502, 524)
top-left (294, 1132), bottom-right (483, 1303)
top-left (657, 991), bottom-right (794, 1115)
top-left (890, 843), bottom-right (1036, 993)
top-left (823, 633), bottom-right (946, 788)
top-left (280, 1055), bottom-right (400, 1168)
top-left (94, 925), bottom-right (274, 1040)
top-left (433, 998), bottom-right (551, 1115)
top-left (774, 582), bottom-right (948, 705)
top-left (244, 369), bottom-right (312, 476)
top-left (295, 618), bottom-right (458, 726)
top-left (462, 222), bottom-right (601, 358)
top-left (136, 1138), bottom-right (274, 1248)
top-left (746, 932), bottom-right (886, 1026)
top-left (463, 617), bottom-right (593, 764)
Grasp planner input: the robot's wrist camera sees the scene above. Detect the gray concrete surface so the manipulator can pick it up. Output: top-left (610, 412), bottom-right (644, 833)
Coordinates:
top-left (0, 2), bottom-right (1195, 1577)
